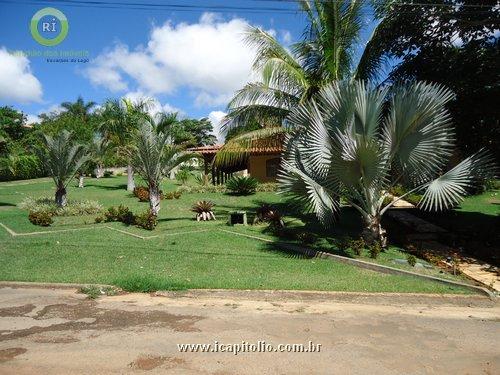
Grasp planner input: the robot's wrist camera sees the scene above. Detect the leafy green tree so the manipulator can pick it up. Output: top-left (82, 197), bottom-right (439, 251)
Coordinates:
top-left (280, 81), bottom-right (496, 245)
top-left (364, 0), bottom-right (499, 160)
top-left (0, 106), bottom-right (31, 156)
top-left (132, 116), bottom-right (199, 215)
top-left (36, 130), bottom-right (89, 206)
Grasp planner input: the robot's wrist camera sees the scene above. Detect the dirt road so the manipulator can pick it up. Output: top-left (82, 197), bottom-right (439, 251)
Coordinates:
top-left (0, 286), bottom-right (498, 374)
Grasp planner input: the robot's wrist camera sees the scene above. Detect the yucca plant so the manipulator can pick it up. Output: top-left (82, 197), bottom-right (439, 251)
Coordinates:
top-left (131, 115), bottom-right (199, 215)
top-left (280, 81), bottom-right (496, 246)
top-left (226, 175), bottom-right (259, 195)
top-left (192, 200), bottom-right (216, 221)
top-left (36, 130), bottom-right (89, 207)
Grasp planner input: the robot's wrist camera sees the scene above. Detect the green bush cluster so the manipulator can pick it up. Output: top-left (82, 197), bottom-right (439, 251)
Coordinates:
top-left (0, 155), bottom-right (46, 181)
top-left (20, 197), bottom-right (102, 216)
top-left (226, 176), bottom-right (259, 195)
top-left (28, 211), bottom-right (53, 226)
top-left (98, 205), bottom-right (158, 230)
top-left (406, 254), bottom-right (417, 267)
top-left (165, 191), bottom-right (182, 200)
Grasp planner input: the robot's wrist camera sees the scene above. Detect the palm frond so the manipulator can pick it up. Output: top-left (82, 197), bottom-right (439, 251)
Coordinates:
top-left (419, 149), bottom-right (497, 211)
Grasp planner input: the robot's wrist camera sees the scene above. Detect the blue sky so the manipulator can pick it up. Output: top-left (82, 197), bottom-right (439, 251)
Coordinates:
top-left (0, 0), bottom-right (375, 138)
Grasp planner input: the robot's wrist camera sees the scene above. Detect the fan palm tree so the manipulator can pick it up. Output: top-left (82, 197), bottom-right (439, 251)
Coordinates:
top-left (61, 96), bottom-right (96, 121)
top-left (131, 116), bottom-right (199, 215)
top-left (37, 130), bottom-right (89, 207)
top-left (100, 98), bottom-right (151, 191)
top-left (280, 81), bottom-right (496, 246)
top-left (217, 0), bottom-right (385, 165)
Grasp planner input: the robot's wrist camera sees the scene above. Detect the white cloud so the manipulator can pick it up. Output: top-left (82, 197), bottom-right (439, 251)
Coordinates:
top-left (26, 104), bottom-right (64, 124)
top-left (208, 110), bottom-right (227, 143)
top-left (0, 48), bottom-right (43, 104)
top-left (85, 13), bottom-right (262, 108)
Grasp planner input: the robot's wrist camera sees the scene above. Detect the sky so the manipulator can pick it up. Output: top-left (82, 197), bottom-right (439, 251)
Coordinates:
top-left (0, 0), bottom-right (375, 141)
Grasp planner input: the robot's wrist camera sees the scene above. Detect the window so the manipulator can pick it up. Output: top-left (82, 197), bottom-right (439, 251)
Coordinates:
top-left (266, 157), bottom-right (280, 178)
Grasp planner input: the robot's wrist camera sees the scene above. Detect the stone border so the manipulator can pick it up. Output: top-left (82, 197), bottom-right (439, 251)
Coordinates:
top-left (0, 222), bottom-right (209, 240)
top-left (220, 229), bottom-right (496, 299)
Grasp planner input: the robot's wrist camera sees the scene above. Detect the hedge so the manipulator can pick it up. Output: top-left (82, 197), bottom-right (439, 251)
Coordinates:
top-left (0, 155), bottom-right (46, 181)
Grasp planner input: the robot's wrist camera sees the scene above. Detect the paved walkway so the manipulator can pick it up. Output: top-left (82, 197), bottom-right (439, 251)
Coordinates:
top-left (0, 286), bottom-right (498, 374)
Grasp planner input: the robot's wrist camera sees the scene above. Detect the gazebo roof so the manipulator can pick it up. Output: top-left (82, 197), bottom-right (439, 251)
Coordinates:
top-left (187, 144), bottom-right (282, 155)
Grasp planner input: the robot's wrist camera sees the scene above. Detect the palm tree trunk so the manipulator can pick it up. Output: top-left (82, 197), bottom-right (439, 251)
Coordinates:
top-left (362, 215), bottom-right (387, 248)
top-left (78, 174), bottom-right (84, 188)
top-left (149, 185), bottom-right (161, 215)
top-left (55, 185), bottom-right (67, 207)
top-left (127, 164), bottom-right (135, 191)
top-left (95, 164), bottom-right (104, 178)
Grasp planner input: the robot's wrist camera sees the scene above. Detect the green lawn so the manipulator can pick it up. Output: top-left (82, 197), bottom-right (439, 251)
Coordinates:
top-left (0, 175), bottom-right (474, 294)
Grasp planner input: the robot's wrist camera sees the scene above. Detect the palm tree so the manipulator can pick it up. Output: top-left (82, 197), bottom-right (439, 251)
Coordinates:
top-left (61, 96), bottom-right (96, 121)
top-left (91, 134), bottom-right (110, 178)
top-left (37, 130), bottom-right (89, 207)
top-left (100, 98), bottom-right (150, 191)
top-left (132, 116), bottom-right (199, 215)
top-left (217, 0), bottom-right (384, 165)
top-left (280, 81), bottom-right (496, 246)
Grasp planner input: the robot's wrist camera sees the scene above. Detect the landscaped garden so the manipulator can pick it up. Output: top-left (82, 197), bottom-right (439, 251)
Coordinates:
top-left (1, 173), bottom-right (494, 294)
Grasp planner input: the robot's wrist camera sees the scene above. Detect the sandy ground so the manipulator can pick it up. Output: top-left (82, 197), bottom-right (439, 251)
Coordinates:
top-left (0, 286), bottom-right (498, 374)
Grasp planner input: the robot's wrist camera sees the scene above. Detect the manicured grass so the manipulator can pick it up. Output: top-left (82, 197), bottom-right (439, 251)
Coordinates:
top-left (0, 176), bottom-right (473, 294)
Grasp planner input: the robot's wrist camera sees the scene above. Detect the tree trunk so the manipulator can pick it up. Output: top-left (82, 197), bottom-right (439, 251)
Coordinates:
top-left (362, 215), bottom-right (387, 248)
top-left (95, 164), bottom-right (104, 178)
top-left (127, 164), bottom-right (135, 191)
top-left (149, 185), bottom-right (161, 216)
top-left (55, 186), bottom-right (67, 207)
top-left (78, 174), bottom-right (84, 188)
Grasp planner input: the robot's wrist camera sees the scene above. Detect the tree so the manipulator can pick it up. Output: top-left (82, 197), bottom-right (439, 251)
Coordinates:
top-left (0, 106), bottom-right (30, 156)
top-left (100, 98), bottom-right (150, 191)
top-left (364, 0), bottom-right (500, 160)
top-left (131, 116), bottom-right (199, 215)
top-left (280, 81), bottom-right (496, 246)
top-left (91, 134), bottom-right (110, 178)
top-left (61, 96), bottom-right (96, 121)
top-left (217, 0), bottom-right (384, 164)
top-left (172, 118), bottom-right (216, 147)
top-left (37, 130), bottom-right (88, 206)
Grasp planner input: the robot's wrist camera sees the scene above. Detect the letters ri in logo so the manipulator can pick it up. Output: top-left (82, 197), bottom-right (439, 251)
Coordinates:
top-left (30, 7), bottom-right (69, 46)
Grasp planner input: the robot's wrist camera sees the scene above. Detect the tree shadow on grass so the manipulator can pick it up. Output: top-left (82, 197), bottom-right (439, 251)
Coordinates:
top-left (0, 202), bottom-right (16, 207)
top-left (88, 183), bottom-right (128, 191)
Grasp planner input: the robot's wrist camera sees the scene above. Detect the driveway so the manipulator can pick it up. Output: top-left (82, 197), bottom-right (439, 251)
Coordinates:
top-left (0, 286), bottom-right (498, 374)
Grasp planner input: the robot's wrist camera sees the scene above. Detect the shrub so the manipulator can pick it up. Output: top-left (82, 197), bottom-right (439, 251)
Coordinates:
top-left (265, 210), bottom-right (286, 233)
top-left (337, 236), bottom-right (352, 252)
top-left (173, 191), bottom-right (182, 199)
top-left (389, 184), bottom-right (406, 197)
top-left (191, 200), bottom-right (216, 221)
top-left (28, 210), bottom-right (53, 226)
top-left (104, 205), bottom-right (135, 225)
top-left (0, 155), bottom-right (46, 181)
top-left (135, 210), bottom-right (158, 230)
top-left (175, 169), bottom-right (191, 185)
top-left (406, 254), bottom-right (417, 267)
top-left (19, 197), bottom-right (102, 216)
top-left (194, 173), bottom-right (211, 186)
top-left (133, 186), bottom-right (150, 202)
top-left (349, 238), bottom-right (365, 256)
top-left (94, 216), bottom-right (104, 223)
top-left (296, 231), bottom-right (317, 245)
top-left (226, 176), bottom-right (258, 195)
top-left (256, 183), bottom-right (279, 192)
top-left (368, 241), bottom-right (382, 259)
top-left (405, 193), bottom-right (422, 206)
top-left (165, 192), bottom-right (174, 199)
top-left (253, 203), bottom-right (275, 224)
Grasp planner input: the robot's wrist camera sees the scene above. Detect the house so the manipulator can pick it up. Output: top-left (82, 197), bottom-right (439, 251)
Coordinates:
top-left (187, 144), bottom-right (282, 184)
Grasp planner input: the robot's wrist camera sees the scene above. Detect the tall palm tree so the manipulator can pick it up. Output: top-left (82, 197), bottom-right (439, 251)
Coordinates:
top-left (61, 96), bottom-right (96, 121)
top-left (280, 81), bottom-right (496, 246)
top-left (131, 116), bottom-right (199, 215)
top-left (37, 130), bottom-right (89, 207)
top-left (100, 98), bottom-right (151, 191)
top-left (217, 0), bottom-right (384, 165)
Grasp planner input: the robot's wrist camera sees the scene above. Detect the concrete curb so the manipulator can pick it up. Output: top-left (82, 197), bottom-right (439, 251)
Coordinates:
top-left (0, 282), bottom-right (495, 307)
top-left (220, 229), bottom-right (495, 299)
